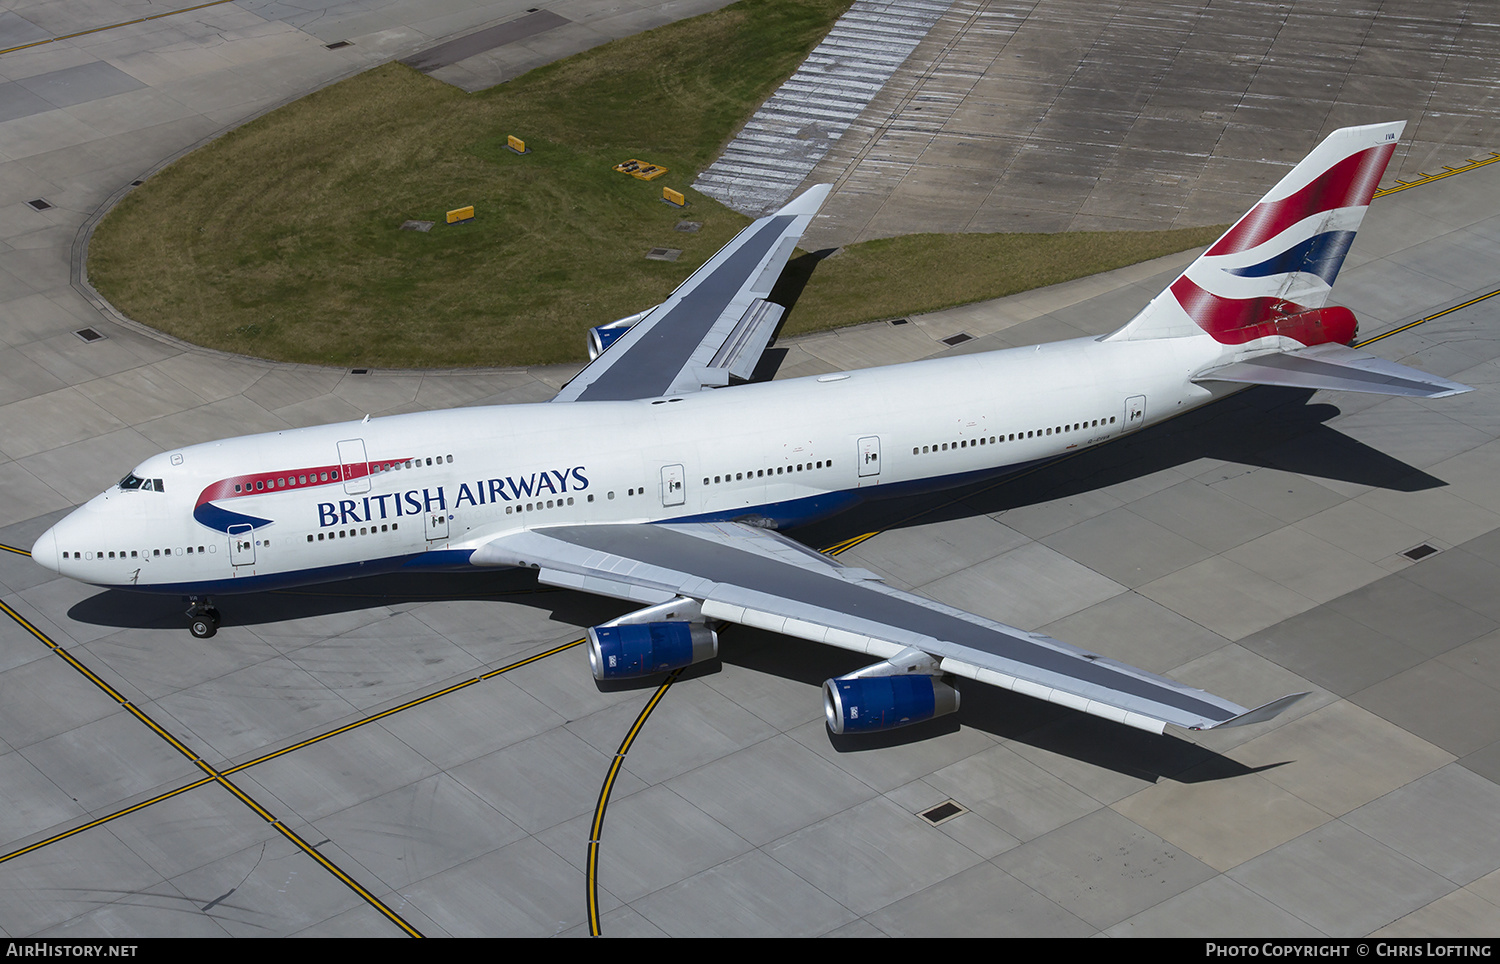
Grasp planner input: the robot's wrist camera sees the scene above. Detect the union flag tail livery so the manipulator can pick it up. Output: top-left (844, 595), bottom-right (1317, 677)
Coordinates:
top-left (1110, 121), bottom-right (1467, 399)
top-left (1111, 121), bottom-right (1402, 347)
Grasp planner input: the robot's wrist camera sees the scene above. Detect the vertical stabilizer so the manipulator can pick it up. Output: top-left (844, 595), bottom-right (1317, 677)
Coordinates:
top-left (1108, 122), bottom-right (1403, 345)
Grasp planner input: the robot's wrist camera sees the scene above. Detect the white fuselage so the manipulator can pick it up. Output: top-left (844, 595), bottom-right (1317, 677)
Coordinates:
top-left (32, 332), bottom-right (1232, 594)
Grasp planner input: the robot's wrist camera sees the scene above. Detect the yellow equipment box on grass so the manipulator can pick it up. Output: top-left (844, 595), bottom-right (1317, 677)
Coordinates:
top-left (615, 159), bottom-right (668, 181)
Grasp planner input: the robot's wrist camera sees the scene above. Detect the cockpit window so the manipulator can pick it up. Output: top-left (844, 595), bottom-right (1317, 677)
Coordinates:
top-left (118, 475), bottom-right (165, 492)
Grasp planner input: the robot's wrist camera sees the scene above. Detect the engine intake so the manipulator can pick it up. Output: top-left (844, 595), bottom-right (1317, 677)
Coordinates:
top-left (588, 325), bottom-right (630, 359)
top-left (587, 306), bottom-right (658, 359)
top-left (587, 621), bottom-right (718, 680)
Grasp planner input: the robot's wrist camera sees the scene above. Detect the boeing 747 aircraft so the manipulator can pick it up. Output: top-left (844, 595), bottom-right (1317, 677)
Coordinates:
top-left (32, 122), bottom-right (1469, 737)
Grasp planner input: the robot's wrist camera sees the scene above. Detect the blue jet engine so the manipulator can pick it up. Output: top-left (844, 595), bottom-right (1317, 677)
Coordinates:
top-left (588, 621), bottom-right (718, 680)
top-left (588, 325), bottom-right (630, 358)
top-left (823, 649), bottom-right (960, 734)
top-left (587, 306), bottom-right (657, 360)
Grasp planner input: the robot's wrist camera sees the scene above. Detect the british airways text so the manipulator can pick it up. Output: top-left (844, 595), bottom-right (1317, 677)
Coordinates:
top-left (317, 467), bottom-right (588, 527)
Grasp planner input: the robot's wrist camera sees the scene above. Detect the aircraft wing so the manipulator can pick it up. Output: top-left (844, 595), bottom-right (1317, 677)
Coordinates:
top-left (551, 184), bottom-right (830, 403)
top-left (1195, 343), bottom-right (1472, 398)
top-left (470, 521), bottom-right (1305, 734)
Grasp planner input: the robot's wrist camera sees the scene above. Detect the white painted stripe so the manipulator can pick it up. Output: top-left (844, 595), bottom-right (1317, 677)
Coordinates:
top-left (695, 0), bottom-right (956, 214)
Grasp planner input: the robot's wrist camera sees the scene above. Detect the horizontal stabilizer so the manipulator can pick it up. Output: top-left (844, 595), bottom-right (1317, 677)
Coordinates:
top-left (1195, 343), bottom-right (1472, 398)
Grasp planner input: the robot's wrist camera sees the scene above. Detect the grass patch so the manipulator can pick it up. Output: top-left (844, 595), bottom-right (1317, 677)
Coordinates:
top-left (90, 0), bottom-right (852, 368)
top-left (90, 0), bottom-right (1223, 369)
top-left (780, 227), bottom-right (1225, 336)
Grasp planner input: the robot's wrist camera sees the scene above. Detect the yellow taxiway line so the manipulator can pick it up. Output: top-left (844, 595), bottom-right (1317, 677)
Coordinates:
top-left (0, 1), bottom-right (241, 57)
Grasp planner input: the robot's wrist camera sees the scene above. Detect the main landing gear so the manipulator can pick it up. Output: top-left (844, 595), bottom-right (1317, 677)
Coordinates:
top-left (186, 598), bottom-right (221, 639)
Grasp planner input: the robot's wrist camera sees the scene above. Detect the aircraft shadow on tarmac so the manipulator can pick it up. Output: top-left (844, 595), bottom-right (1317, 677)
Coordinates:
top-left (66, 566), bottom-right (621, 631)
top-left (66, 574), bottom-right (1287, 783)
top-left (698, 624), bottom-right (1294, 783)
top-left (794, 384), bottom-right (1445, 546)
top-left (66, 587), bottom-right (1292, 787)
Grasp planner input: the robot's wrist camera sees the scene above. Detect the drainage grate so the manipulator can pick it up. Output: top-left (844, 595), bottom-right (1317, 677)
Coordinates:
top-left (73, 328), bottom-right (105, 343)
top-left (941, 332), bottom-right (973, 347)
top-left (325, 40), bottom-right (351, 49)
top-left (1403, 543), bottom-right (1440, 561)
top-left (645, 247), bottom-right (681, 262)
top-left (890, 317), bottom-right (909, 326)
top-left (26, 199), bottom-right (51, 211)
top-left (349, 368), bottom-right (369, 375)
top-left (919, 800), bottom-right (967, 825)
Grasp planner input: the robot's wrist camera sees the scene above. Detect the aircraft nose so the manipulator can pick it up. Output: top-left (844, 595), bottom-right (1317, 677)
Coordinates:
top-left (31, 525), bottom-right (59, 574)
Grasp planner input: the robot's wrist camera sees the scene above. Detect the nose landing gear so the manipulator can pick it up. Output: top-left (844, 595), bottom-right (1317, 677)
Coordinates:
top-left (186, 598), bottom-right (220, 638)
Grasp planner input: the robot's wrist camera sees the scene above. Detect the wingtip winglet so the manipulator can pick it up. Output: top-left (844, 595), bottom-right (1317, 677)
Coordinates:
top-left (1200, 692), bottom-right (1311, 730)
top-left (776, 183), bottom-right (832, 217)
top-left (1434, 383), bottom-right (1476, 398)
